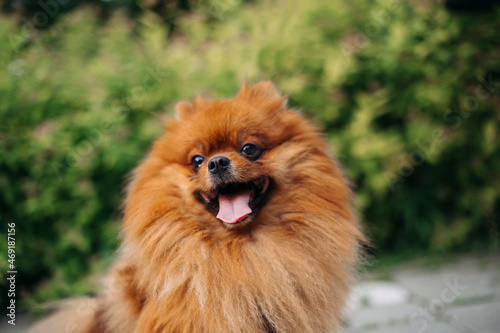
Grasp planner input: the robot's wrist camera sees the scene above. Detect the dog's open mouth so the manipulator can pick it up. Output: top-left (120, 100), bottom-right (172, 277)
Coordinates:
top-left (197, 176), bottom-right (271, 224)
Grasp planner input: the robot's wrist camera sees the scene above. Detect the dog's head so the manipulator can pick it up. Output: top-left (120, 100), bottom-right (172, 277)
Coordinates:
top-left (146, 81), bottom-right (321, 228)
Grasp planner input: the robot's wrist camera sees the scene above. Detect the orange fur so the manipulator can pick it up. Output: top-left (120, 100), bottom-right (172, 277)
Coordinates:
top-left (87, 81), bottom-right (364, 333)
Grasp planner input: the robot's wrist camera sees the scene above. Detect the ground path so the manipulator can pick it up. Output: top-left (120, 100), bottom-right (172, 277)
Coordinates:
top-left (341, 253), bottom-right (500, 333)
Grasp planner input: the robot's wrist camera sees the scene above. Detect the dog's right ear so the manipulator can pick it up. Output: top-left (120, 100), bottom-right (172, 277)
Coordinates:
top-left (174, 101), bottom-right (193, 119)
top-left (237, 80), bottom-right (287, 111)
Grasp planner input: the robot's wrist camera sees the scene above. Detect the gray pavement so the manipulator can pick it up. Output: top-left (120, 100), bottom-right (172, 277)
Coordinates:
top-left (342, 253), bottom-right (500, 333)
top-left (1, 312), bottom-right (32, 333)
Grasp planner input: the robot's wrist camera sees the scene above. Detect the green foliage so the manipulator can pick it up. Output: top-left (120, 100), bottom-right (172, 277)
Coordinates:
top-left (0, 0), bottom-right (499, 307)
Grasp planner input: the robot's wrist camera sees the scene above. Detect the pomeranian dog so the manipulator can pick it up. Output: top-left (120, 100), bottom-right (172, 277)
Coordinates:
top-left (34, 81), bottom-right (363, 333)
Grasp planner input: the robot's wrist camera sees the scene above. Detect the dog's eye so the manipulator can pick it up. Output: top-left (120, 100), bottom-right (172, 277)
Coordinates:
top-left (241, 143), bottom-right (261, 160)
top-left (191, 155), bottom-right (205, 169)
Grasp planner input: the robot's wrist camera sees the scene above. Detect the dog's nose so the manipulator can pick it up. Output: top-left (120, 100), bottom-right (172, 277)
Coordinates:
top-left (208, 156), bottom-right (231, 175)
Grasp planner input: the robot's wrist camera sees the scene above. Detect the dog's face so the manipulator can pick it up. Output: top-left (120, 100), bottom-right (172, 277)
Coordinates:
top-left (149, 81), bottom-right (314, 228)
top-left (191, 139), bottom-right (272, 226)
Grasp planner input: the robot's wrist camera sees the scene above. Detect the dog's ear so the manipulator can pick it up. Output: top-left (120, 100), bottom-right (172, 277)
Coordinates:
top-left (238, 80), bottom-right (281, 99)
top-left (174, 101), bottom-right (193, 119)
top-left (192, 95), bottom-right (212, 108)
top-left (238, 80), bottom-right (288, 110)
top-left (237, 80), bottom-right (252, 98)
top-left (175, 95), bottom-right (212, 119)
top-left (252, 81), bottom-right (282, 99)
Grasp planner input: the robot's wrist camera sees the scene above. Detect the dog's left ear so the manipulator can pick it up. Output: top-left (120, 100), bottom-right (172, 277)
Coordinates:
top-left (175, 95), bottom-right (212, 119)
top-left (238, 80), bottom-right (288, 110)
top-left (174, 101), bottom-right (193, 119)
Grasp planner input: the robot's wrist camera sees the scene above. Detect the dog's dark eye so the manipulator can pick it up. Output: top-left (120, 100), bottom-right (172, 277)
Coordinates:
top-left (241, 143), bottom-right (261, 160)
top-left (191, 155), bottom-right (205, 169)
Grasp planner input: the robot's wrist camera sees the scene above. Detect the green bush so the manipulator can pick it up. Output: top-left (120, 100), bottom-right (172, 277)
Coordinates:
top-left (0, 0), bottom-right (499, 308)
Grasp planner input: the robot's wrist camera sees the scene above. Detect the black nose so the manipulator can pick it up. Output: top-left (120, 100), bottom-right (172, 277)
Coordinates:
top-left (208, 156), bottom-right (231, 175)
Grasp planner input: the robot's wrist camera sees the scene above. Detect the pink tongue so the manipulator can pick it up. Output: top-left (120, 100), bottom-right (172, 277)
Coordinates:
top-left (217, 191), bottom-right (252, 223)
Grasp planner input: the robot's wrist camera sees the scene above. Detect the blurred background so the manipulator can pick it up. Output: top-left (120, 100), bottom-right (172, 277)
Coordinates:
top-left (0, 0), bottom-right (499, 321)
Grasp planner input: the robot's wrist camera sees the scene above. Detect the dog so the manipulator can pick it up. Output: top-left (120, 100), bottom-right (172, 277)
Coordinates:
top-left (32, 81), bottom-right (364, 333)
